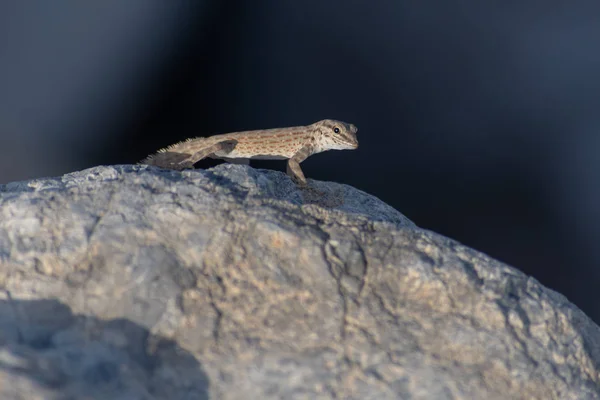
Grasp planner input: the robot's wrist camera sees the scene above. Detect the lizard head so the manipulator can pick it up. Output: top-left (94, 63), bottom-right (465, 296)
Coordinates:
top-left (313, 119), bottom-right (359, 150)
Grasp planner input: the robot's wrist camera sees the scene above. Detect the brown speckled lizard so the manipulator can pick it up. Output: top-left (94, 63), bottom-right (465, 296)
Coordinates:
top-left (141, 119), bottom-right (358, 186)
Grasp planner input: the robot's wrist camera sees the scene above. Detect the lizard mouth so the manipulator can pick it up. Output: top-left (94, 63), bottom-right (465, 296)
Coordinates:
top-left (344, 141), bottom-right (358, 150)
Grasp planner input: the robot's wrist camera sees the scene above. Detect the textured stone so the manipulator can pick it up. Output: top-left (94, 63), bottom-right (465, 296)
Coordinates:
top-left (0, 163), bottom-right (598, 399)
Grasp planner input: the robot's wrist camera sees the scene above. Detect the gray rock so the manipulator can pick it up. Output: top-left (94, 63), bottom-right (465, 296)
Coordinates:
top-left (0, 163), bottom-right (598, 399)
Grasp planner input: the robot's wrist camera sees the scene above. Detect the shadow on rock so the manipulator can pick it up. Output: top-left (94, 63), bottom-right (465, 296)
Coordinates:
top-left (0, 297), bottom-right (209, 400)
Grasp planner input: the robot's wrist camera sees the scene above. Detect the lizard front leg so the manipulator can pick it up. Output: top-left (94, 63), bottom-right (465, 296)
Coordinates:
top-left (177, 139), bottom-right (238, 168)
top-left (286, 146), bottom-right (312, 186)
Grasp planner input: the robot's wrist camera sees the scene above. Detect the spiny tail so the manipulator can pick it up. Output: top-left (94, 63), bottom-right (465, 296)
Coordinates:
top-left (140, 137), bottom-right (211, 170)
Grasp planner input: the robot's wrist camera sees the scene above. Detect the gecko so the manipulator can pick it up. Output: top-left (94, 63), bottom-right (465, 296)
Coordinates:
top-left (141, 119), bottom-right (358, 186)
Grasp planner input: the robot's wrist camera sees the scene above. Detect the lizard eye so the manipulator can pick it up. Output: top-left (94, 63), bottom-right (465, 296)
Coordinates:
top-left (333, 127), bottom-right (340, 134)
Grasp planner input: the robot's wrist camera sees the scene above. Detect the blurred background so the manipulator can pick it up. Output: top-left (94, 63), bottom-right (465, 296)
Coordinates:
top-left (1, 2), bottom-right (599, 322)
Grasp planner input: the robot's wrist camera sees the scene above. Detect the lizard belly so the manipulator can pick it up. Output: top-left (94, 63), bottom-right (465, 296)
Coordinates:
top-left (221, 143), bottom-right (296, 159)
top-left (247, 154), bottom-right (288, 160)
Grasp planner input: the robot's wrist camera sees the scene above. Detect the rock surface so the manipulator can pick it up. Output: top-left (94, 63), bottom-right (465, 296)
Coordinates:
top-left (0, 163), bottom-right (598, 399)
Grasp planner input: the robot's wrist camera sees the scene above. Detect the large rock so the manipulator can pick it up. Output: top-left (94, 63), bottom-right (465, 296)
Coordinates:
top-left (0, 163), bottom-right (598, 399)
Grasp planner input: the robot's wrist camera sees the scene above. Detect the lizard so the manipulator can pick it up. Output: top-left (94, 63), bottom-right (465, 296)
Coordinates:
top-left (140, 119), bottom-right (358, 186)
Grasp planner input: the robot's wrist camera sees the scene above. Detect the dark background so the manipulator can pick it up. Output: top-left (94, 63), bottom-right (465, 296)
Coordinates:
top-left (1, 2), bottom-right (599, 321)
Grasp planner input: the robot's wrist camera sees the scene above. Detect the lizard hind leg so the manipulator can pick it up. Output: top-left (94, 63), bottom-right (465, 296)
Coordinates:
top-left (177, 139), bottom-right (238, 168)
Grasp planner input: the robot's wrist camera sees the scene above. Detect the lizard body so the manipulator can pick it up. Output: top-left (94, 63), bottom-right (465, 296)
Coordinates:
top-left (141, 119), bottom-right (358, 185)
